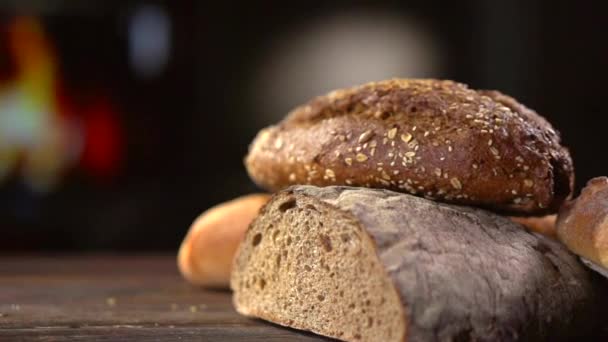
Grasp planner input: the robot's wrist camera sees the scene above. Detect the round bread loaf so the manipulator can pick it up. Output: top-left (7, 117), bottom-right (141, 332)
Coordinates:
top-left (245, 79), bottom-right (573, 214)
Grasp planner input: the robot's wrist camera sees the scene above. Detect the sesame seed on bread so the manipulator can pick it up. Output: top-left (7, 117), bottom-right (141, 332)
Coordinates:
top-left (245, 79), bottom-right (574, 215)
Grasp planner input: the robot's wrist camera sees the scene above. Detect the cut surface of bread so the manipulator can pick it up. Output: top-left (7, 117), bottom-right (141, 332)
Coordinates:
top-left (231, 190), bottom-right (404, 341)
top-left (232, 186), bottom-right (604, 342)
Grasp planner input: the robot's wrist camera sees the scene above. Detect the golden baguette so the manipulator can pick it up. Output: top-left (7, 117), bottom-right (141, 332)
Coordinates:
top-left (178, 194), bottom-right (270, 287)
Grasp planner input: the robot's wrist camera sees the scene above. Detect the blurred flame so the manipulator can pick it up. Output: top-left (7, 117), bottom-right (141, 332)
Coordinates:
top-left (0, 17), bottom-right (122, 192)
top-left (81, 98), bottom-right (122, 179)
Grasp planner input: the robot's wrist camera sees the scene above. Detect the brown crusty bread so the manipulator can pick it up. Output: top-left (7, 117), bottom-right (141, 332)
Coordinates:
top-left (231, 186), bottom-right (603, 342)
top-left (557, 177), bottom-right (608, 268)
top-left (176, 192), bottom-right (543, 288)
top-left (178, 193), bottom-right (270, 287)
top-left (245, 79), bottom-right (573, 215)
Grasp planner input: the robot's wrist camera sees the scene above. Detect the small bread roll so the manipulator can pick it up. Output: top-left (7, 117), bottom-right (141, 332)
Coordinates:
top-left (557, 177), bottom-right (608, 268)
top-left (510, 215), bottom-right (557, 237)
top-left (178, 194), bottom-right (270, 287)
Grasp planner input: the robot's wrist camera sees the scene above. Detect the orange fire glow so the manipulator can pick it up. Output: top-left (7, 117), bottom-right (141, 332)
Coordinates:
top-left (0, 17), bottom-right (122, 192)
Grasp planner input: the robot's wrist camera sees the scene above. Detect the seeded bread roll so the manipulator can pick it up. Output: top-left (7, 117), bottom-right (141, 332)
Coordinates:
top-left (557, 177), bottom-right (608, 268)
top-left (232, 186), bottom-right (604, 342)
top-left (245, 79), bottom-right (573, 215)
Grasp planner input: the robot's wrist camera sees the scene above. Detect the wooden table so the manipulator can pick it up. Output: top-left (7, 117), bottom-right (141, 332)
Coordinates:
top-left (0, 256), bottom-right (329, 341)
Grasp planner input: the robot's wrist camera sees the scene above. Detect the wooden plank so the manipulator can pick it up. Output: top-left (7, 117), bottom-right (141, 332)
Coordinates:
top-left (0, 256), bottom-right (329, 341)
top-left (1, 326), bottom-right (326, 342)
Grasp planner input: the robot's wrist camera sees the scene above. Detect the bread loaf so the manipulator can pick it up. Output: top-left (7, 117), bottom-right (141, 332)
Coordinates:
top-left (178, 194), bottom-right (270, 287)
top-left (245, 79), bottom-right (573, 215)
top-left (176, 192), bottom-right (541, 288)
top-left (557, 177), bottom-right (608, 269)
top-left (232, 186), bottom-right (604, 341)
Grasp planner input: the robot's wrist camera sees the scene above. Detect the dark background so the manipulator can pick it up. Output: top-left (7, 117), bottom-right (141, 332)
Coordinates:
top-left (0, 1), bottom-right (605, 251)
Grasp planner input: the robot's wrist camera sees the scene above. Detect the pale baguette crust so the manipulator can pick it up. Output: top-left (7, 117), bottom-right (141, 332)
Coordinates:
top-left (557, 177), bottom-right (608, 268)
top-left (178, 193), bottom-right (270, 287)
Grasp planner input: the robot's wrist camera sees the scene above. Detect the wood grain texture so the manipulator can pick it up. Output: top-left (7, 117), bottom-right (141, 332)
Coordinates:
top-left (0, 256), bottom-right (330, 341)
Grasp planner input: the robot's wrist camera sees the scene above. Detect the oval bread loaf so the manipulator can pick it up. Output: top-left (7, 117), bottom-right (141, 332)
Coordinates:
top-left (245, 79), bottom-right (573, 215)
top-left (176, 192), bottom-right (540, 288)
top-left (178, 193), bottom-right (270, 287)
top-left (232, 186), bottom-right (603, 342)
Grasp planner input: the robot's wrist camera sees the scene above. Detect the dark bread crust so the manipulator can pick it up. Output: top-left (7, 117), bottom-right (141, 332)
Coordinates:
top-left (294, 186), bottom-right (605, 341)
top-left (245, 79), bottom-right (573, 215)
top-left (233, 185), bottom-right (606, 341)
